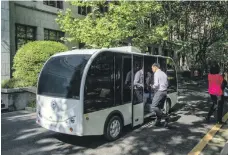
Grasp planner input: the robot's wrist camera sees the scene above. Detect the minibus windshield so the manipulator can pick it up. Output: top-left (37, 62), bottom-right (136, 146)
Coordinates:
top-left (37, 54), bottom-right (91, 99)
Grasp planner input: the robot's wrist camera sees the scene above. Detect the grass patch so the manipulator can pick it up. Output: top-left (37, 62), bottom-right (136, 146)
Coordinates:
top-left (27, 100), bottom-right (36, 108)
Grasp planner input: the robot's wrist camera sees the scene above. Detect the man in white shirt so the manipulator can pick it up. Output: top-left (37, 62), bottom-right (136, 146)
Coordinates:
top-left (150, 63), bottom-right (168, 122)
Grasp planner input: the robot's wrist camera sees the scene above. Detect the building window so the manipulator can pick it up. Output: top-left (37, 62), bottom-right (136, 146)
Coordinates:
top-left (164, 49), bottom-right (168, 56)
top-left (44, 29), bottom-right (64, 43)
top-left (170, 50), bottom-right (174, 58)
top-left (15, 24), bottom-right (36, 50)
top-left (148, 46), bottom-right (152, 54)
top-left (78, 6), bottom-right (91, 15)
top-left (79, 42), bottom-right (85, 49)
top-left (154, 48), bottom-right (159, 55)
top-left (99, 5), bottom-right (108, 13)
top-left (43, 1), bottom-right (63, 9)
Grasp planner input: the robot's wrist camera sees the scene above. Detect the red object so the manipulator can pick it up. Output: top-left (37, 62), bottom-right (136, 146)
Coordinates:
top-left (208, 74), bottom-right (223, 96)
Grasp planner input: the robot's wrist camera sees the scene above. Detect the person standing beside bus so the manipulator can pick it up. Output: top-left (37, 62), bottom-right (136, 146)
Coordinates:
top-left (206, 63), bottom-right (225, 124)
top-left (150, 63), bottom-right (168, 123)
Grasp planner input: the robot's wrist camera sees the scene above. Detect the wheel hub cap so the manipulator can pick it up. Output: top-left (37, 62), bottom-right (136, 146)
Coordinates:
top-left (110, 120), bottom-right (120, 138)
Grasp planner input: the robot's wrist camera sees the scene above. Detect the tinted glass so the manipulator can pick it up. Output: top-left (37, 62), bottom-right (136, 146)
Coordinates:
top-left (158, 57), bottom-right (167, 72)
top-left (144, 56), bottom-right (156, 92)
top-left (38, 55), bottom-right (91, 99)
top-left (84, 52), bottom-right (114, 113)
top-left (123, 55), bottom-right (132, 103)
top-left (167, 59), bottom-right (177, 93)
top-left (133, 55), bottom-right (143, 105)
top-left (115, 53), bottom-right (122, 105)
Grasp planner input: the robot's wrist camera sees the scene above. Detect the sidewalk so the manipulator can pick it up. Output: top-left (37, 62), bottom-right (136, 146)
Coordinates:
top-left (200, 122), bottom-right (228, 155)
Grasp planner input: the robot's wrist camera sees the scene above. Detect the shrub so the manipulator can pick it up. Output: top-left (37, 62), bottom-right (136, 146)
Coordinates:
top-left (27, 100), bottom-right (36, 108)
top-left (1, 79), bottom-right (18, 88)
top-left (13, 41), bottom-right (68, 87)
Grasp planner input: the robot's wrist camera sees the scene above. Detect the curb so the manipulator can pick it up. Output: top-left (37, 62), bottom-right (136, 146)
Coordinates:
top-left (25, 107), bottom-right (36, 112)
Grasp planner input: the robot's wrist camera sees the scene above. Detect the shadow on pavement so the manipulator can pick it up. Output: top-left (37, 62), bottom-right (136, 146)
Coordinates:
top-left (2, 82), bottom-right (228, 155)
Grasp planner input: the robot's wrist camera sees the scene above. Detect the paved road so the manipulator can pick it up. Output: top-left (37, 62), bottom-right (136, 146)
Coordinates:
top-left (2, 83), bottom-right (228, 155)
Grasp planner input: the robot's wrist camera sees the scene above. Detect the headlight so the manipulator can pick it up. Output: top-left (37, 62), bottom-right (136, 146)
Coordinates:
top-left (70, 117), bottom-right (75, 123)
top-left (65, 116), bottom-right (76, 124)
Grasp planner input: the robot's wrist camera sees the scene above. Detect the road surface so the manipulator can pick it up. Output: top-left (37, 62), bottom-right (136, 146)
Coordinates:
top-left (2, 83), bottom-right (228, 155)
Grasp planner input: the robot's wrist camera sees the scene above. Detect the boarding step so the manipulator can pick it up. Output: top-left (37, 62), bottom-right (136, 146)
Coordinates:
top-left (144, 111), bottom-right (156, 118)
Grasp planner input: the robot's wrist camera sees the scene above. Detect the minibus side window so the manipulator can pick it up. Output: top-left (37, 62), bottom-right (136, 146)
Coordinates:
top-left (84, 52), bottom-right (114, 113)
top-left (143, 56), bottom-right (156, 102)
top-left (115, 53), bottom-right (122, 105)
top-left (133, 55), bottom-right (143, 105)
top-left (122, 54), bottom-right (132, 103)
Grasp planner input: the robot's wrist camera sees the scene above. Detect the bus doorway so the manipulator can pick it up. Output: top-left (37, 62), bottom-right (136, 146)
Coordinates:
top-left (132, 55), bottom-right (144, 126)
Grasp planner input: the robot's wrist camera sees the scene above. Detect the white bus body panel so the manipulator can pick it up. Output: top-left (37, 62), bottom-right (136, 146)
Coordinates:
top-left (36, 95), bottom-right (83, 136)
top-left (132, 103), bottom-right (144, 126)
top-left (83, 103), bottom-right (132, 135)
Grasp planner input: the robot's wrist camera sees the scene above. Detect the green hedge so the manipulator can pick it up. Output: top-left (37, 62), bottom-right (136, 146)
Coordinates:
top-left (11, 41), bottom-right (68, 87)
top-left (1, 78), bottom-right (19, 88)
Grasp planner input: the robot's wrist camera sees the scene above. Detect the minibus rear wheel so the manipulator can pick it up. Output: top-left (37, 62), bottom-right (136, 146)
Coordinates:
top-left (165, 99), bottom-right (171, 114)
top-left (104, 115), bottom-right (123, 141)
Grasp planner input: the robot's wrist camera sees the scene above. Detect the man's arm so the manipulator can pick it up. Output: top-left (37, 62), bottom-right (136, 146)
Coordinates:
top-left (152, 72), bottom-right (159, 89)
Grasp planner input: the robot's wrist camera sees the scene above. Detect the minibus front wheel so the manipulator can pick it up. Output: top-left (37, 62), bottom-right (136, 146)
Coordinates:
top-left (104, 115), bottom-right (123, 141)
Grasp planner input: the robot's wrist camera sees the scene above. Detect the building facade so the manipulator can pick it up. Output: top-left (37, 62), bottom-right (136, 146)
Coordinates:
top-left (1, 1), bottom-right (185, 81)
top-left (1, 0), bottom-right (85, 81)
top-left (1, 1), bottom-right (10, 80)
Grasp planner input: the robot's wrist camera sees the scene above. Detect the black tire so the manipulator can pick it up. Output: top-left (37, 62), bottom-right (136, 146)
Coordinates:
top-left (104, 115), bottom-right (123, 141)
top-left (164, 99), bottom-right (171, 114)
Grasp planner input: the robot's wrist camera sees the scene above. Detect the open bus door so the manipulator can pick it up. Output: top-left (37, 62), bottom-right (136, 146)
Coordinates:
top-left (132, 55), bottom-right (144, 127)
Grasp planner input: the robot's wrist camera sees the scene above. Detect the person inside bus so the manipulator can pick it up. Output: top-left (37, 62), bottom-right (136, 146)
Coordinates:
top-left (125, 70), bottom-right (132, 87)
top-left (125, 66), bottom-right (139, 88)
top-left (145, 70), bottom-right (153, 103)
top-left (134, 66), bottom-right (144, 104)
top-left (149, 63), bottom-right (168, 124)
top-left (206, 63), bottom-right (225, 124)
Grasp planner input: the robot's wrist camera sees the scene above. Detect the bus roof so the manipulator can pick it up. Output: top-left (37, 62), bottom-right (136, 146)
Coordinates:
top-left (52, 46), bottom-right (172, 60)
top-left (53, 49), bottom-right (99, 57)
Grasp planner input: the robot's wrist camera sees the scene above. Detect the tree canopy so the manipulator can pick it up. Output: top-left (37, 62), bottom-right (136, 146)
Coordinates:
top-left (56, 1), bottom-right (228, 69)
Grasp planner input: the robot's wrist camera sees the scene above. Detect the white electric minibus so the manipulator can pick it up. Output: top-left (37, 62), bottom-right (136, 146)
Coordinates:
top-left (36, 46), bottom-right (178, 141)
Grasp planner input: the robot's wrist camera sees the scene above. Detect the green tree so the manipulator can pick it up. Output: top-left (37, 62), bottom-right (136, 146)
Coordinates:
top-left (165, 1), bottom-right (228, 70)
top-left (56, 1), bottom-right (167, 51)
top-left (57, 1), bottom-right (228, 69)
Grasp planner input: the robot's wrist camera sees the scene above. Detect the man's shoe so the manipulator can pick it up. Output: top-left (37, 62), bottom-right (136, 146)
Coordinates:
top-left (163, 121), bottom-right (169, 128)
